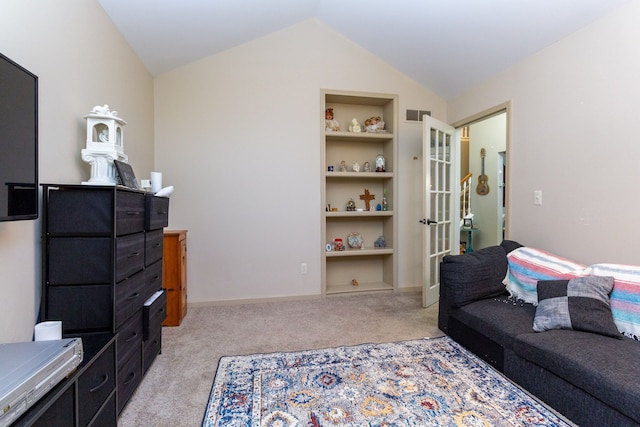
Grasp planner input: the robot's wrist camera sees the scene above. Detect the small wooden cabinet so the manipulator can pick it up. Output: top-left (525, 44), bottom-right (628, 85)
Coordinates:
top-left (163, 230), bottom-right (187, 326)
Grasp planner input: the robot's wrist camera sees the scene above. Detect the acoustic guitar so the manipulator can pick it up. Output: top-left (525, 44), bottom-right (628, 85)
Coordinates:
top-left (476, 148), bottom-right (490, 195)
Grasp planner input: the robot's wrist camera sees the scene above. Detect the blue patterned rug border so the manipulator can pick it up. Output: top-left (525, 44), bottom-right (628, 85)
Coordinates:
top-left (202, 336), bottom-right (575, 427)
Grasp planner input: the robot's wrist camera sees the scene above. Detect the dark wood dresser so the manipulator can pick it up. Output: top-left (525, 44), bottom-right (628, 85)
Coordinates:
top-left (40, 184), bottom-right (169, 419)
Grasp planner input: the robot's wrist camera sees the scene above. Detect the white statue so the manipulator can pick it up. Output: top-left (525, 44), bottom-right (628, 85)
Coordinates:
top-left (348, 118), bottom-right (362, 133)
top-left (352, 162), bottom-right (360, 172)
top-left (90, 104), bottom-right (118, 117)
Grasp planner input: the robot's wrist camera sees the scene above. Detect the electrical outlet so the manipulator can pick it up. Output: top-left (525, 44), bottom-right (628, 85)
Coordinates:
top-left (534, 190), bottom-right (542, 206)
top-left (300, 263), bottom-right (308, 275)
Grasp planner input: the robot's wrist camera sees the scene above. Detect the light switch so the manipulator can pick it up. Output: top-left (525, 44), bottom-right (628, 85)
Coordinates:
top-left (534, 190), bottom-right (542, 205)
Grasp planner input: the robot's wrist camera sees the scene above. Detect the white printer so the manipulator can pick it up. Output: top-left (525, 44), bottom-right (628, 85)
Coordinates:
top-left (0, 338), bottom-right (83, 426)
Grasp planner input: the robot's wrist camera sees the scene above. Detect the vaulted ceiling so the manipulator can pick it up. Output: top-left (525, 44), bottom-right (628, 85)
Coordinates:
top-left (98, 0), bottom-right (629, 100)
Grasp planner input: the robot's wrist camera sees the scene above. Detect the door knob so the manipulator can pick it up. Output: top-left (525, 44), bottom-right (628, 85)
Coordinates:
top-left (419, 218), bottom-right (438, 225)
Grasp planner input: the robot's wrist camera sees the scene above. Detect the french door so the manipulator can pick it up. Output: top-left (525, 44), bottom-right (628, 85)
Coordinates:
top-left (422, 116), bottom-right (459, 307)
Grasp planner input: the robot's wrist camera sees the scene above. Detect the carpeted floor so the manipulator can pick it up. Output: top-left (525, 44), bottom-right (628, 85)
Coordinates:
top-left (118, 290), bottom-right (441, 426)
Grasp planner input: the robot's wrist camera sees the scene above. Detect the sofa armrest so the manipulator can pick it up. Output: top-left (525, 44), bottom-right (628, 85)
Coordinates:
top-left (440, 245), bottom-right (510, 308)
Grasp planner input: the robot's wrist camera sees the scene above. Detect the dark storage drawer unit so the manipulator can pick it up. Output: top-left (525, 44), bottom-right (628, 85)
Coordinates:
top-left (13, 333), bottom-right (117, 427)
top-left (40, 184), bottom-right (169, 419)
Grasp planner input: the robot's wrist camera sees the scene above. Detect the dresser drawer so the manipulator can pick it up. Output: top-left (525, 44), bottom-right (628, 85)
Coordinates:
top-left (47, 188), bottom-right (113, 234)
top-left (143, 327), bottom-right (162, 375)
top-left (145, 229), bottom-right (163, 266)
top-left (145, 195), bottom-right (169, 230)
top-left (47, 285), bottom-right (112, 333)
top-left (116, 233), bottom-right (145, 282)
top-left (144, 259), bottom-right (163, 298)
top-left (115, 190), bottom-right (145, 235)
top-left (78, 339), bottom-right (116, 426)
top-left (116, 309), bottom-right (143, 366)
top-left (88, 392), bottom-right (116, 427)
top-left (143, 290), bottom-right (166, 340)
top-left (115, 271), bottom-right (145, 328)
top-left (48, 237), bottom-right (111, 284)
top-left (117, 350), bottom-right (142, 414)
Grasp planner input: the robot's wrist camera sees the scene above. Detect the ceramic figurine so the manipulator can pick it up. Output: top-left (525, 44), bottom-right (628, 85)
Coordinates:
top-left (325, 108), bottom-right (340, 131)
top-left (348, 118), bottom-right (361, 132)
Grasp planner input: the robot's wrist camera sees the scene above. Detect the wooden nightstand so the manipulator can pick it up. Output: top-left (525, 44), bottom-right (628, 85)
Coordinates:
top-left (163, 230), bottom-right (187, 326)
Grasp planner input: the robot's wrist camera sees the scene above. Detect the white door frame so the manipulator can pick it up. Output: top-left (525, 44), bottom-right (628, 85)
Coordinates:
top-left (451, 101), bottom-right (512, 242)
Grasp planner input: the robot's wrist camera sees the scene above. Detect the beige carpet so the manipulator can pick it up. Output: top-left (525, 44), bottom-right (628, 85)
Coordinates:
top-left (118, 290), bottom-right (442, 426)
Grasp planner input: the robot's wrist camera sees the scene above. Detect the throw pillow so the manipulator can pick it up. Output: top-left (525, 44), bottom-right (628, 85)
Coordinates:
top-left (441, 245), bottom-right (508, 308)
top-left (588, 263), bottom-right (640, 341)
top-left (504, 247), bottom-right (586, 304)
top-left (533, 276), bottom-right (622, 339)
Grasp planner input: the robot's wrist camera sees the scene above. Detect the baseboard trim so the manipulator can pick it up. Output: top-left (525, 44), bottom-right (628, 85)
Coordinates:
top-left (187, 286), bottom-right (422, 308)
top-left (188, 293), bottom-right (322, 308)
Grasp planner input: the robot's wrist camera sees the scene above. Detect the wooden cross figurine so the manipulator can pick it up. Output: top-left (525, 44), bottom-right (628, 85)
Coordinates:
top-left (359, 189), bottom-right (375, 211)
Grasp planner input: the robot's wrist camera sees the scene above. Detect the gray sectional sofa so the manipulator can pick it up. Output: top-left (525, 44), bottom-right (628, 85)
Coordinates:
top-left (438, 240), bottom-right (640, 427)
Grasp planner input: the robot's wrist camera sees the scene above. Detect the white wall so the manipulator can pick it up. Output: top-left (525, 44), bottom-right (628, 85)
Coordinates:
top-left (0, 0), bottom-right (154, 343)
top-left (154, 19), bottom-right (446, 303)
top-left (467, 113), bottom-right (506, 250)
top-left (449, 0), bottom-right (640, 265)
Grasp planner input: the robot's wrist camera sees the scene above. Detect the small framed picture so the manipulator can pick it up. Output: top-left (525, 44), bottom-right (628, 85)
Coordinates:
top-left (114, 160), bottom-right (139, 189)
top-left (463, 218), bottom-right (473, 228)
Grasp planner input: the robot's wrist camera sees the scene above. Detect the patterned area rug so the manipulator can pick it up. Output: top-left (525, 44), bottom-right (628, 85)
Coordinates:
top-left (202, 336), bottom-right (572, 426)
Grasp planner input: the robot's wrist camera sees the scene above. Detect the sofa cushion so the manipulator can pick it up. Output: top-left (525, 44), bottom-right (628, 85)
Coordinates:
top-left (441, 245), bottom-right (508, 308)
top-left (588, 263), bottom-right (640, 341)
top-left (452, 296), bottom-right (536, 349)
top-left (533, 276), bottom-right (622, 339)
top-left (504, 247), bottom-right (586, 304)
top-left (513, 330), bottom-right (640, 424)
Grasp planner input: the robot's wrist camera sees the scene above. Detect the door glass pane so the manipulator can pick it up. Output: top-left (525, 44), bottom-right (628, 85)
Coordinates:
top-left (430, 159), bottom-right (436, 193)
top-left (430, 129), bottom-right (437, 157)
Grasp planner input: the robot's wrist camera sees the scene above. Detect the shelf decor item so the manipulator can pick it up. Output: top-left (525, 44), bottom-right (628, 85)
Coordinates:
top-left (348, 232), bottom-right (363, 249)
top-left (375, 154), bottom-right (385, 172)
top-left (359, 188), bottom-right (375, 211)
top-left (325, 108), bottom-right (340, 131)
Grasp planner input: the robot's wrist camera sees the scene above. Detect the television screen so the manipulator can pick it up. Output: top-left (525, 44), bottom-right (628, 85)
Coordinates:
top-left (0, 52), bottom-right (38, 221)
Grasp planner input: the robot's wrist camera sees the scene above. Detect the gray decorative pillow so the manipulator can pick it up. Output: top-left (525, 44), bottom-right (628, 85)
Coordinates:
top-left (533, 276), bottom-right (622, 339)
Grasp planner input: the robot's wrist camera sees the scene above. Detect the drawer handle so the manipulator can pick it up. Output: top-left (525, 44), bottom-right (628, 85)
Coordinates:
top-left (153, 243), bottom-right (161, 248)
top-left (89, 374), bottom-right (109, 393)
top-left (126, 211), bottom-right (142, 216)
top-left (127, 252), bottom-right (141, 258)
top-left (125, 331), bottom-right (138, 342)
top-left (123, 371), bottom-right (136, 385)
top-left (157, 211), bottom-right (167, 215)
top-left (151, 275), bottom-right (160, 282)
top-left (126, 292), bottom-right (140, 301)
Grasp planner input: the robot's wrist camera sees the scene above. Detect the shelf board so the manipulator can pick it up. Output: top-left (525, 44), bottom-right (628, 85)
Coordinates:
top-left (325, 211), bottom-right (393, 218)
top-left (325, 131), bottom-right (392, 142)
top-left (326, 171), bottom-right (393, 179)
top-left (326, 248), bottom-right (393, 257)
top-left (326, 281), bottom-right (394, 295)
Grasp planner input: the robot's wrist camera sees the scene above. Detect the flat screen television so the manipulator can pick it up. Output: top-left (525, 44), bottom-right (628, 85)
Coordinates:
top-left (0, 52), bottom-right (38, 221)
